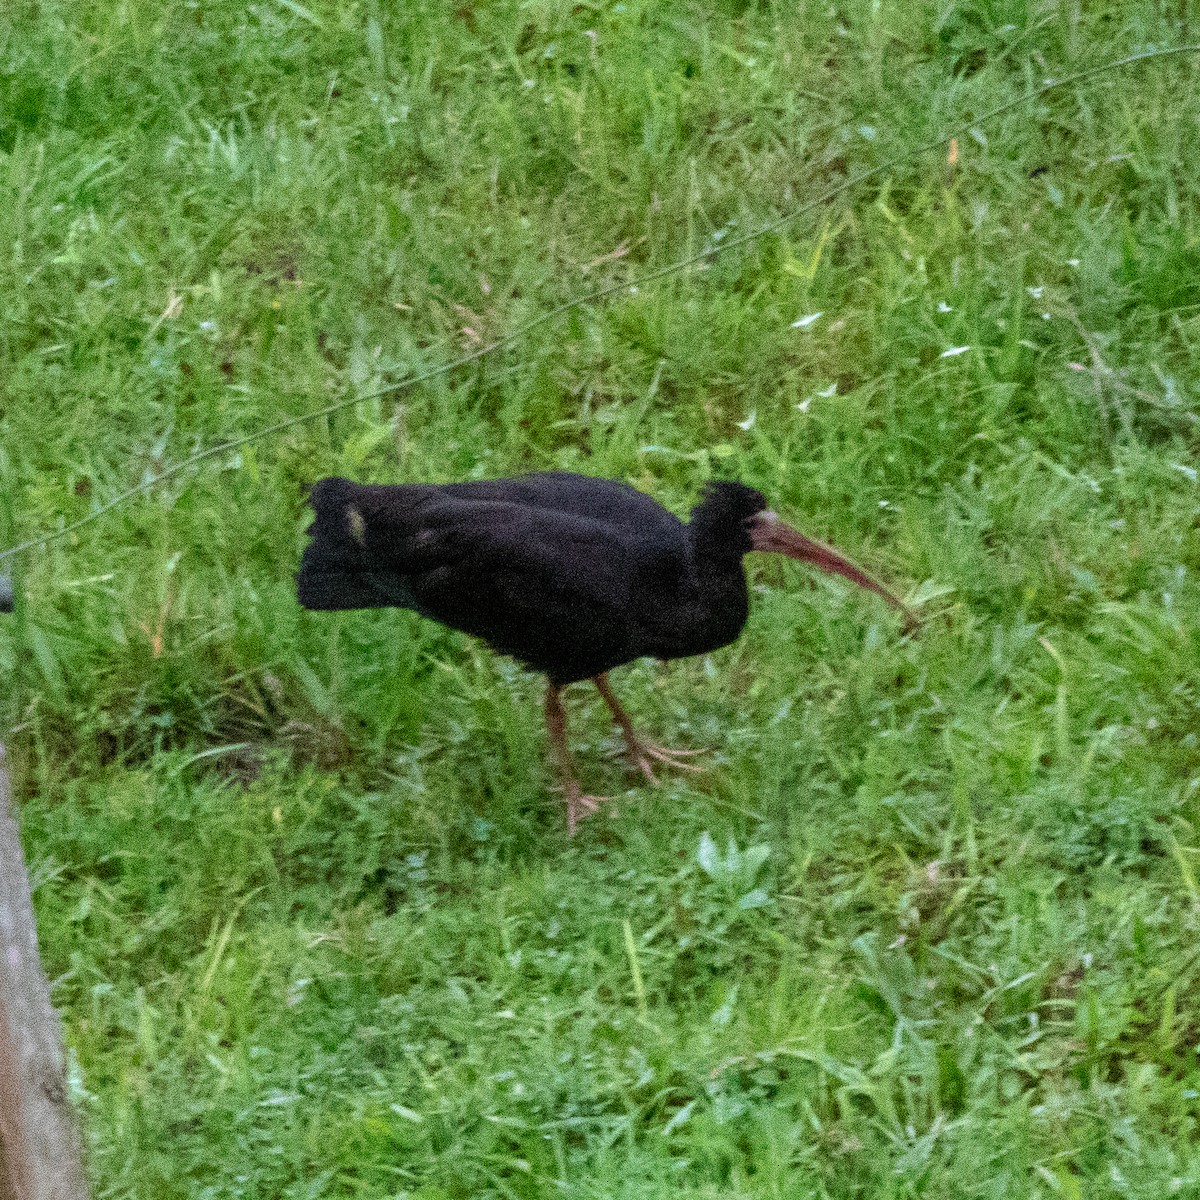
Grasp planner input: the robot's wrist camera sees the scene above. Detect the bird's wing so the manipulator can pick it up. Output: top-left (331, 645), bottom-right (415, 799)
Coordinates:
top-left (439, 472), bottom-right (684, 539)
top-left (299, 479), bottom-right (677, 677)
top-left (384, 495), bottom-right (644, 672)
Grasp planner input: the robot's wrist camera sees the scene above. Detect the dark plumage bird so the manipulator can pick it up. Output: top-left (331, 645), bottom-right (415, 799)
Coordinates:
top-left (297, 472), bottom-right (914, 832)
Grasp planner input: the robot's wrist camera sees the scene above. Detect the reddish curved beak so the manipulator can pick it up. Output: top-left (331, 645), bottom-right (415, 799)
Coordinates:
top-left (748, 511), bottom-right (918, 630)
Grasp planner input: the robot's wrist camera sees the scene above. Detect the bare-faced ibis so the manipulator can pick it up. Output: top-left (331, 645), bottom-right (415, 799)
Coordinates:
top-left (297, 472), bottom-right (914, 832)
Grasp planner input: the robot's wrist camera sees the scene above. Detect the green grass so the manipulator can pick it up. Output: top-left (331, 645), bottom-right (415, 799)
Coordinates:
top-left (3, 0), bottom-right (1200, 1195)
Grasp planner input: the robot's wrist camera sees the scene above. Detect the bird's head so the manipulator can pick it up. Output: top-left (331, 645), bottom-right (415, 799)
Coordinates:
top-left (693, 480), bottom-right (917, 628)
top-left (689, 481), bottom-right (769, 553)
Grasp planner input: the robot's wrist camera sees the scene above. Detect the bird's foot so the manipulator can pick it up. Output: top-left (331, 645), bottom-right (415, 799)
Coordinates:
top-left (559, 786), bottom-right (612, 836)
top-left (622, 738), bottom-right (708, 785)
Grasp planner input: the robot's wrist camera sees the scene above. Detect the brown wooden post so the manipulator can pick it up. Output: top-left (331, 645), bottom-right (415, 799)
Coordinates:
top-left (0, 743), bottom-right (90, 1200)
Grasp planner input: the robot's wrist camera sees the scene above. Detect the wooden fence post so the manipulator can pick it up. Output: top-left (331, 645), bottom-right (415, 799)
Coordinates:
top-left (0, 742), bottom-right (90, 1199)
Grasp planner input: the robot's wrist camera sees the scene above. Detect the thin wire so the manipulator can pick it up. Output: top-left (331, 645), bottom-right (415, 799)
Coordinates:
top-left (2, 43), bottom-right (1197, 565)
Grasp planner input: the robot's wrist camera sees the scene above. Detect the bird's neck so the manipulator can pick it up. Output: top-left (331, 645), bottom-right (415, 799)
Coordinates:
top-left (687, 519), bottom-right (744, 569)
top-left (685, 534), bottom-right (752, 651)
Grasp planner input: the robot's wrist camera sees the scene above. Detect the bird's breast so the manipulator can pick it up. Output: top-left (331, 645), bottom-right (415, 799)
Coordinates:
top-left (630, 572), bottom-right (750, 663)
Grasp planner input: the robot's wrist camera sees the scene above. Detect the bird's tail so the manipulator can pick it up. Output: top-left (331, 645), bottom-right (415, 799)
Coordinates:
top-left (296, 477), bottom-right (417, 611)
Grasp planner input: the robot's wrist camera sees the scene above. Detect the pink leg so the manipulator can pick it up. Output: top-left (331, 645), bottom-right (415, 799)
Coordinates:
top-left (544, 683), bottom-right (609, 834)
top-left (591, 673), bottom-right (707, 785)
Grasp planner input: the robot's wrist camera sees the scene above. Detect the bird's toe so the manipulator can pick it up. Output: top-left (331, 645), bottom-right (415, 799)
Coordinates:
top-left (632, 756), bottom-right (659, 786)
top-left (563, 788), bottom-right (612, 835)
top-left (647, 743), bottom-right (708, 759)
top-left (629, 741), bottom-right (707, 776)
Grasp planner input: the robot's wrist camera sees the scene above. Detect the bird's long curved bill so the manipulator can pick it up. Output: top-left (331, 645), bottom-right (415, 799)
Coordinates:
top-left (749, 512), bottom-right (918, 628)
